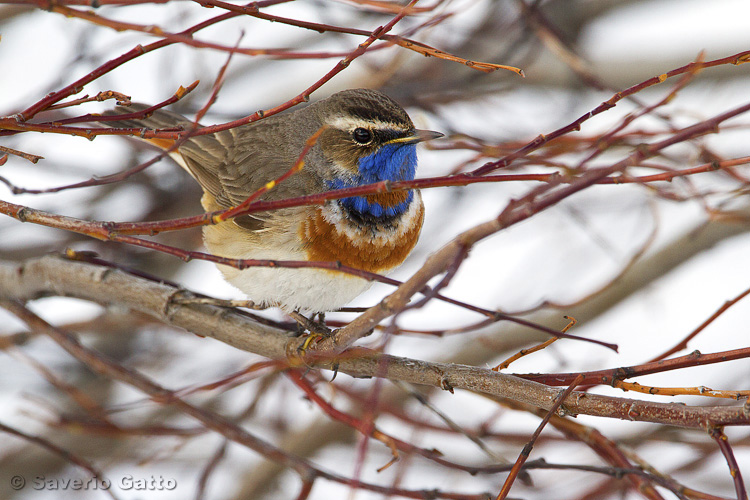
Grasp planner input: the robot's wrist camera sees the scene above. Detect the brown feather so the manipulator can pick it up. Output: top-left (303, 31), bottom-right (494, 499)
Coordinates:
top-left (300, 205), bottom-right (424, 273)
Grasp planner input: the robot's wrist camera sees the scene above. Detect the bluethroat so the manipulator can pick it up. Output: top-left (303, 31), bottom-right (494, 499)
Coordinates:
top-left (106, 89), bottom-right (442, 314)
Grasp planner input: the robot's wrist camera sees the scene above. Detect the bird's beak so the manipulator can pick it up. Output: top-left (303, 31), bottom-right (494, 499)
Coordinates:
top-left (388, 129), bottom-right (444, 145)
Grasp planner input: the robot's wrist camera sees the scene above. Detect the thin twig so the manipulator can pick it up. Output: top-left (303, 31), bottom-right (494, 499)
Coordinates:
top-left (0, 420), bottom-right (119, 500)
top-left (495, 374), bottom-right (584, 500)
top-left (708, 427), bottom-right (748, 500)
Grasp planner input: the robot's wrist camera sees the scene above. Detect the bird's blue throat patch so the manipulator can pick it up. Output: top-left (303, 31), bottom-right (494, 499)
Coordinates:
top-left (329, 143), bottom-right (417, 219)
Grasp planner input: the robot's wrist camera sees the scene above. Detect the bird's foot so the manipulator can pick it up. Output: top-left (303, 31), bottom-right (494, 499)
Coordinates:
top-left (286, 311), bottom-right (340, 379)
top-left (288, 311), bottom-right (331, 347)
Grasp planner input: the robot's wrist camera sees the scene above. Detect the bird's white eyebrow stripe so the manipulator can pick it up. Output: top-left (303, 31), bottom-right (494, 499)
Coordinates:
top-left (327, 116), bottom-right (411, 132)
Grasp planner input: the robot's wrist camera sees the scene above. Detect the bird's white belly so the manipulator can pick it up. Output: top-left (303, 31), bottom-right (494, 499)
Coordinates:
top-left (201, 198), bottom-right (422, 313)
top-left (214, 245), bottom-right (372, 313)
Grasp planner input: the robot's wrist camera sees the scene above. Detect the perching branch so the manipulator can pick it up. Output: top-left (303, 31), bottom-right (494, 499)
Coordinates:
top-left (1, 255), bottom-right (748, 429)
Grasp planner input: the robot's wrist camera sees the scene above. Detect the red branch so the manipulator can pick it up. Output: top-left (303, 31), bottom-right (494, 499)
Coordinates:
top-left (495, 374), bottom-right (585, 500)
top-left (471, 50), bottom-right (750, 176)
top-left (517, 346), bottom-right (750, 388)
top-left (708, 427), bottom-right (748, 500)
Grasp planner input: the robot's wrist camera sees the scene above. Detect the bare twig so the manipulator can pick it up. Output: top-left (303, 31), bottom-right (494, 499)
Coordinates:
top-left (0, 420), bottom-right (119, 500)
top-left (495, 374), bottom-right (584, 500)
top-left (708, 427), bottom-right (748, 500)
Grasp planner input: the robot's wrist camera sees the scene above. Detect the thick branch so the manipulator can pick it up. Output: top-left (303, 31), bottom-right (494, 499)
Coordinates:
top-left (1, 255), bottom-right (748, 429)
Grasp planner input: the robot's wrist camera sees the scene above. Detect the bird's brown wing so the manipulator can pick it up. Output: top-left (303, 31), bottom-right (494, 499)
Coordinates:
top-left (103, 105), bottom-right (321, 229)
top-left (178, 112), bottom-right (319, 210)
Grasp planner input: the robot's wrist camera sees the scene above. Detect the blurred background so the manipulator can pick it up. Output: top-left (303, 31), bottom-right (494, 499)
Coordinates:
top-left (0, 1), bottom-right (749, 498)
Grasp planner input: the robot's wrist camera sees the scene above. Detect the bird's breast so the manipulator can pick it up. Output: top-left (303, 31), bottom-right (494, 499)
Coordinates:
top-left (299, 191), bottom-right (424, 273)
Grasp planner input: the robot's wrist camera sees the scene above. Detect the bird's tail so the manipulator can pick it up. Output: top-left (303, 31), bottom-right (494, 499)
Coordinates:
top-left (100, 103), bottom-right (196, 171)
top-left (100, 103), bottom-right (193, 130)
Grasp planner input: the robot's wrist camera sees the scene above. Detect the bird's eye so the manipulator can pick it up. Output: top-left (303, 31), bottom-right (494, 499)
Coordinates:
top-left (352, 127), bottom-right (372, 144)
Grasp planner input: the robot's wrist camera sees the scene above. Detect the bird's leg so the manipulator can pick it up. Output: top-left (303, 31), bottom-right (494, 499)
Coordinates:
top-left (288, 311), bottom-right (335, 356)
top-left (288, 310), bottom-right (331, 336)
top-left (288, 311), bottom-right (339, 379)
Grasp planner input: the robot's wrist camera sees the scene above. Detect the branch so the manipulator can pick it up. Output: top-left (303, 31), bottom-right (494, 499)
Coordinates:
top-left (0, 297), bottom-right (491, 500)
top-left (1, 255), bottom-right (748, 429)
top-left (0, 421), bottom-right (118, 500)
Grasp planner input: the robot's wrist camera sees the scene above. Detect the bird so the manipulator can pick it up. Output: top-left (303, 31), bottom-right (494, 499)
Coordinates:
top-left (104, 88), bottom-right (442, 317)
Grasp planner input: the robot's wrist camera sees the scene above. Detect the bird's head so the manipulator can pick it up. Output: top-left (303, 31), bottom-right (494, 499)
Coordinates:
top-left (308, 89), bottom-right (442, 218)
